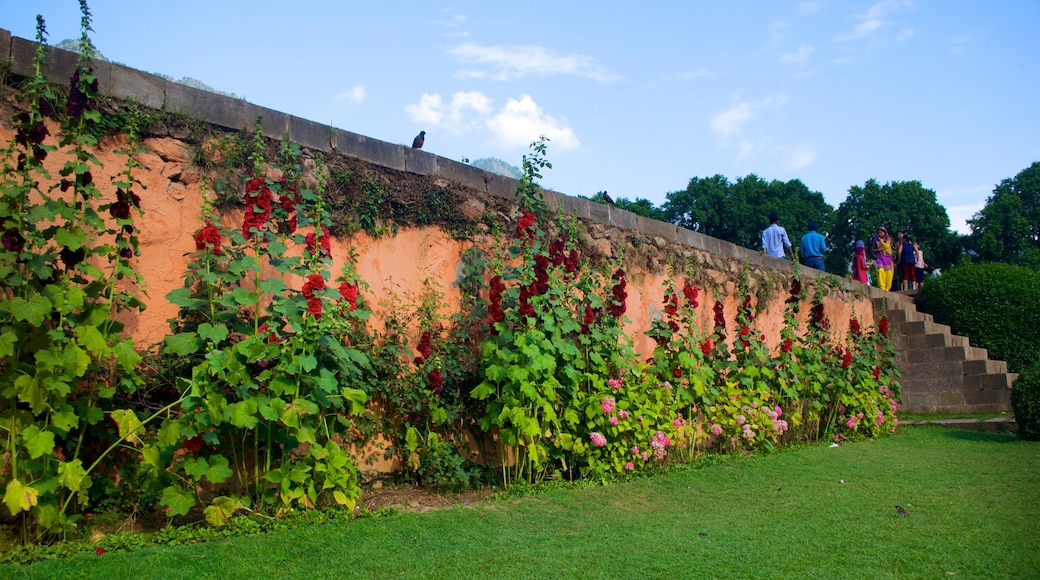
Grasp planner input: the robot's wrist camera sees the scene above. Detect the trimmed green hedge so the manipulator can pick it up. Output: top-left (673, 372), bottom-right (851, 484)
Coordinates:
top-left (915, 262), bottom-right (1040, 373)
top-left (1011, 366), bottom-right (1040, 440)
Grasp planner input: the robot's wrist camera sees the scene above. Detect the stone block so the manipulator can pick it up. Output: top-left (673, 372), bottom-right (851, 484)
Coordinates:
top-left (165, 82), bottom-right (245, 130)
top-left (609, 207), bottom-right (638, 231)
top-left (559, 195), bottom-right (591, 221)
top-left (901, 359), bottom-right (965, 379)
top-left (0, 28), bottom-right (10, 64)
top-left (333, 129), bottom-right (406, 171)
top-left (109, 64), bottom-right (167, 110)
top-left (962, 359), bottom-right (1007, 376)
top-left (588, 200), bottom-right (610, 225)
top-left (288, 115), bottom-right (333, 152)
top-left (403, 148), bottom-right (437, 176)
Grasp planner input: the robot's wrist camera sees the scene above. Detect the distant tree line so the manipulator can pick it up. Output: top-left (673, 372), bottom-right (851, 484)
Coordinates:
top-left (583, 161), bottom-right (1040, 272)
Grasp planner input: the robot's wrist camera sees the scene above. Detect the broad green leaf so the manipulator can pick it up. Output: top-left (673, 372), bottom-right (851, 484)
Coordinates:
top-left (183, 457), bottom-right (210, 480)
top-left (21, 425), bottom-right (55, 459)
top-left (299, 355), bottom-right (317, 372)
top-left (3, 479), bottom-right (39, 515)
top-left (207, 456), bottom-right (233, 484)
top-left (51, 404), bottom-right (79, 433)
top-left (0, 331), bottom-right (17, 357)
top-left (228, 399), bottom-right (259, 429)
top-left (110, 409), bottom-right (144, 445)
top-left (11, 295), bottom-right (52, 326)
top-left (114, 340), bottom-right (142, 371)
top-left (74, 325), bottom-right (109, 357)
top-left (157, 418), bottom-right (183, 447)
top-left (342, 388), bottom-right (367, 415)
top-left (14, 375), bottom-right (46, 414)
top-left (204, 495), bottom-right (242, 527)
top-left (197, 322), bottom-right (229, 344)
top-left (61, 343), bottom-right (91, 377)
top-left (164, 332), bottom-right (201, 356)
top-left (231, 287), bottom-right (258, 306)
top-left (57, 459), bottom-right (89, 492)
top-left (160, 485), bottom-right (195, 517)
top-left (405, 426), bottom-right (420, 453)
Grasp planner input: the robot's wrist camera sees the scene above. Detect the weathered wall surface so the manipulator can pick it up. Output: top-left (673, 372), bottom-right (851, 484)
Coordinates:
top-left (0, 27), bottom-right (889, 355)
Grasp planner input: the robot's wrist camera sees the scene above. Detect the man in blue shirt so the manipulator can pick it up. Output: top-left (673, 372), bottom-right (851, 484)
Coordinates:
top-left (761, 211), bottom-right (791, 259)
top-left (799, 221), bottom-right (827, 271)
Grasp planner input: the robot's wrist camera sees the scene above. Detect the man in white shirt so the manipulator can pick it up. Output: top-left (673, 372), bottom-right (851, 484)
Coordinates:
top-left (761, 212), bottom-right (792, 259)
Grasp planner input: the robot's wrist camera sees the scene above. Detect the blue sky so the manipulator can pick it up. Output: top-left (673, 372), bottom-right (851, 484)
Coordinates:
top-left (3, 1), bottom-right (1038, 233)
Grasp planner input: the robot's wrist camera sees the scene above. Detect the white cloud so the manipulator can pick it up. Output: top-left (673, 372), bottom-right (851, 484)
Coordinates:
top-left (833, 0), bottom-right (916, 42)
top-left (448, 42), bottom-right (620, 83)
top-left (663, 68), bottom-right (713, 81)
top-left (947, 34), bottom-right (973, 55)
top-left (937, 184), bottom-right (991, 234)
top-left (711, 103), bottom-right (754, 139)
top-left (405, 92), bottom-right (579, 149)
top-left (778, 44), bottom-right (814, 66)
top-left (710, 96), bottom-right (786, 139)
top-left (485, 95), bottom-right (580, 149)
top-left (336, 85), bottom-right (366, 104)
top-left (785, 145), bottom-right (817, 170)
top-left (405, 93), bottom-right (444, 125)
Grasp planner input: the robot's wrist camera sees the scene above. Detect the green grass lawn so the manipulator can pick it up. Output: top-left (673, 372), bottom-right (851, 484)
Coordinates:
top-left (4, 426), bottom-right (1039, 579)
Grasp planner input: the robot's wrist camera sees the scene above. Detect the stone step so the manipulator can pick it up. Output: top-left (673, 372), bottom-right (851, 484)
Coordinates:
top-left (898, 319), bottom-right (954, 337)
top-left (886, 308), bottom-right (927, 324)
top-left (900, 359), bottom-right (968, 379)
top-left (962, 358), bottom-right (1007, 375)
top-left (903, 332), bottom-right (969, 350)
top-left (897, 344), bottom-right (972, 364)
top-left (962, 372), bottom-right (1016, 391)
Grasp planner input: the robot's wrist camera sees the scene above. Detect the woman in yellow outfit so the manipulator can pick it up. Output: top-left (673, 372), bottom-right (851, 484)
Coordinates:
top-left (871, 227), bottom-right (894, 291)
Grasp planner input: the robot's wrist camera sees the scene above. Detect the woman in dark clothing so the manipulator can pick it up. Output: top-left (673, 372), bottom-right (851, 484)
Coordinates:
top-left (899, 235), bottom-right (917, 291)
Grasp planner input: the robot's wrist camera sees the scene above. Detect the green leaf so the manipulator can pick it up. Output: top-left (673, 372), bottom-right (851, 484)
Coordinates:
top-left (206, 456), bottom-right (233, 484)
top-left (14, 375), bottom-right (46, 414)
top-left (114, 339), bottom-right (142, 371)
top-left (10, 295), bottom-right (52, 326)
top-left (21, 425), bottom-right (55, 459)
top-left (231, 287), bottom-right (259, 306)
top-left (342, 388), bottom-right (367, 415)
top-left (0, 331), bottom-right (17, 357)
top-left (74, 325), bottom-right (109, 357)
top-left (197, 322), bottom-right (229, 344)
top-left (51, 404), bottom-right (79, 433)
top-left (164, 332), bottom-right (201, 356)
top-left (57, 459), bottom-right (88, 492)
top-left (299, 355), bottom-right (318, 372)
top-left (228, 399), bottom-right (259, 429)
top-left (157, 418), bottom-right (183, 447)
top-left (204, 496), bottom-right (242, 527)
top-left (110, 409), bottom-right (144, 445)
top-left (4, 479), bottom-right (39, 515)
top-left (160, 485), bottom-right (196, 517)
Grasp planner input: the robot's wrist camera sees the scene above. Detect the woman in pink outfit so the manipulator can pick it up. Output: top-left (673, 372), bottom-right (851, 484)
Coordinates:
top-left (851, 240), bottom-right (869, 284)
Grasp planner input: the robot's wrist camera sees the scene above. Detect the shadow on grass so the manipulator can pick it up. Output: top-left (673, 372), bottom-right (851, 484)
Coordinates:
top-left (939, 429), bottom-right (1022, 443)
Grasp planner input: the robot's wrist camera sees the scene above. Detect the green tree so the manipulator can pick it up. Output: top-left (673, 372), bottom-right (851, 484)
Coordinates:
top-left (825, 179), bottom-right (959, 274)
top-left (664, 174), bottom-right (832, 251)
top-left (967, 161), bottom-right (1040, 266)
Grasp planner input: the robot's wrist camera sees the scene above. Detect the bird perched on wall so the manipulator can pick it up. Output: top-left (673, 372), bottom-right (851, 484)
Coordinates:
top-left (412, 130), bottom-right (425, 149)
top-left (601, 191), bottom-right (615, 206)
top-left (895, 505), bottom-right (909, 517)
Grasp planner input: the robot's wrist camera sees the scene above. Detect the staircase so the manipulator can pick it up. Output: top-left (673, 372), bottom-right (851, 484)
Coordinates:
top-left (875, 296), bottom-right (1017, 413)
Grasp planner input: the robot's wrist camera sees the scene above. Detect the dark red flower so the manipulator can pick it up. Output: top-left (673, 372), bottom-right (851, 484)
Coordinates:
top-left (849, 318), bottom-right (861, 336)
top-left (672, 367), bottom-right (682, 378)
top-left (664, 293), bottom-right (679, 317)
top-left (516, 210), bottom-right (535, 243)
top-left (78, 171), bottom-right (93, 187)
top-left (682, 281), bottom-right (699, 308)
top-left (713, 301), bottom-right (726, 331)
top-left (258, 323), bottom-right (281, 344)
top-left (428, 369), bottom-right (444, 394)
top-left (2, 228), bottom-right (25, 252)
top-left (307, 297), bottom-right (323, 318)
top-left (878, 316), bottom-right (890, 336)
top-left (305, 226), bottom-right (332, 258)
top-left (95, 546), bottom-right (106, 556)
top-left (790, 279), bottom-right (801, 297)
top-left (873, 366), bottom-right (882, 379)
top-left (60, 247), bottom-right (86, 268)
top-left (564, 249), bottom-right (580, 276)
top-left (700, 339), bottom-right (713, 356)
top-left (119, 247), bottom-right (133, 259)
top-left (194, 223), bottom-right (222, 256)
top-left (29, 122), bottom-right (48, 145)
top-left (842, 350), bottom-right (853, 368)
top-left (109, 199), bottom-right (131, 220)
top-left (183, 435), bottom-right (204, 453)
top-left (781, 338), bottom-right (793, 353)
top-left (338, 282), bottom-right (359, 311)
top-left (417, 331), bottom-right (432, 359)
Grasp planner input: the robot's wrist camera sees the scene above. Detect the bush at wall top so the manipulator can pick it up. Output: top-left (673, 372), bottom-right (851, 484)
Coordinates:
top-left (1011, 366), bottom-right (1040, 440)
top-left (915, 262), bottom-right (1040, 373)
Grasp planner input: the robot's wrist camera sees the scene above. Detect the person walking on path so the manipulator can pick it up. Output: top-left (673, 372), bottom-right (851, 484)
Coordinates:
top-left (914, 240), bottom-right (928, 289)
top-left (871, 226), bottom-right (894, 291)
top-left (761, 211), bottom-right (792, 259)
top-left (851, 240), bottom-right (869, 285)
top-left (899, 234), bottom-right (917, 291)
top-left (799, 221), bottom-right (828, 272)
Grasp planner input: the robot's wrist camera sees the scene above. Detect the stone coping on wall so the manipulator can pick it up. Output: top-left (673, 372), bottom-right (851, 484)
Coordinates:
top-left (1, 27), bottom-right (905, 308)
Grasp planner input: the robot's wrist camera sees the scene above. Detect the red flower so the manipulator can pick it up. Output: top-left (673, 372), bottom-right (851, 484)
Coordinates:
top-left (682, 281), bottom-right (699, 308)
top-left (849, 318), bottom-right (861, 336)
top-left (2, 228), bottom-right (25, 253)
top-left (713, 301), bottom-right (726, 331)
top-left (95, 547), bottom-right (106, 556)
top-left (739, 325), bottom-right (750, 336)
top-left (672, 367), bottom-right (683, 378)
top-left (878, 316), bottom-right (890, 336)
top-left (790, 279), bottom-right (801, 297)
top-left (700, 339), bottom-right (713, 356)
top-left (516, 210), bottom-right (535, 244)
top-left (873, 366), bottom-right (882, 379)
top-left (564, 249), bottom-right (580, 276)
top-left (664, 293), bottom-right (679, 317)
top-left (781, 338), bottom-right (793, 353)
top-left (242, 181), bottom-right (273, 239)
top-left (258, 323), bottom-right (281, 344)
top-left (417, 331), bottom-right (432, 359)
top-left (182, 435), bottom-right (204, 453)
top-left (193, 223), bottom-right (222, 256)
top-left (306, 226), bottom-right (332, 258)
top-left (308, 273), bottom-right (326, 292)
top-left (842, 350), bottom-right (853, 368)
top-left (338, 282), bottom-right (359, 311)
top-left (428, 369), bottom-right (444, 394)
top-left (608, 268), bottom-right (627, 318)
top-left (307, 297), bottom-right (323, 318)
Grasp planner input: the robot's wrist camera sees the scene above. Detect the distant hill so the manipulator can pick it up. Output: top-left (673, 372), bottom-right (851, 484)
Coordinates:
top-left (54, 39), bottom-right (241, 100)
top-left (471, 158), bottom-right (522, 180)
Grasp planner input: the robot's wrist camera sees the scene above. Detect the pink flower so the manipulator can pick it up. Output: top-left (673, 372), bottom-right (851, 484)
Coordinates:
top-left (608, 379), bottom-right (622, 391)
top-left (618, 410), bottom-right (631, 419)
top-left (609, 416), bottom-right (619, 426)
top-left (710, 424), bottom-right (723, 436)
top-left (673, 418), bottom-right (683, 428)
top-left (736, 415), bottom-right (746, 426)
top-left (774, 405), bottom-right (782, 416)
top-left (600, 396), bottom-right (616, 415)
top-left (742, 428), bottom-right (754, 440)
top-left (846, 418), bottom-right (857, 429)
top-left (590, 432), bottom-right (607, 447)
top-left (876, 410), bottom-right (886, 425)
top-left (624, 462), bottom-right (635, 470)
top-left (752, 401), bottom-right (759, 408)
